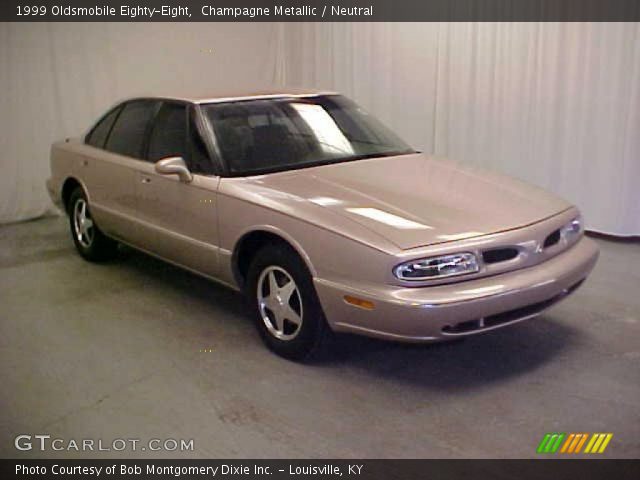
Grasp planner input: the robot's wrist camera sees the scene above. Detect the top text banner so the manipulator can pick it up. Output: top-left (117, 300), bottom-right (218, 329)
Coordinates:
top-left (2, 0), bottom-right (640, 22)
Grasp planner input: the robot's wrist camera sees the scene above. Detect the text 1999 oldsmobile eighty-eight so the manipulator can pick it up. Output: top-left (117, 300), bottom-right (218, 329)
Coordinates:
top-left (47, 89), bottom-right (599, 359)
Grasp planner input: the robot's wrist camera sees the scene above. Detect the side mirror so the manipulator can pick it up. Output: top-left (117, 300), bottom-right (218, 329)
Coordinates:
top-left (154, 156), bottom-right (193, 183)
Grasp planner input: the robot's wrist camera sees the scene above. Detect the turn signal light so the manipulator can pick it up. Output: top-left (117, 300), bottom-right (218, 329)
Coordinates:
top-left (344, 295), bottom-right (375, 310)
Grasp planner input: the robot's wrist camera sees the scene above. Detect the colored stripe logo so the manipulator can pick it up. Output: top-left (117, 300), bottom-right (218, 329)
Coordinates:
top-left (537, 433), bottom-right (613, 454)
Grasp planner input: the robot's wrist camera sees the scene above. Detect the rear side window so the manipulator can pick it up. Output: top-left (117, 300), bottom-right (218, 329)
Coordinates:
top-left (105, 100), bottom-right (157, 158)
top-left (86, 106), bottom-right (121, 148)
top-left (147, 102), bottom-right (187, 162)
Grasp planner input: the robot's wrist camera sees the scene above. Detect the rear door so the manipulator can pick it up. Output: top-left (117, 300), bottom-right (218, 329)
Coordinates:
top-left (132, 102), bottom-right (221, 278)
top-left (83, 99), bottom-right (159, 244)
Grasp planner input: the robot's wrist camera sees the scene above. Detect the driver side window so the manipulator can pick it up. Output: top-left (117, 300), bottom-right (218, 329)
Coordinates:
top-left (147, 102), bottom-right (187, 162)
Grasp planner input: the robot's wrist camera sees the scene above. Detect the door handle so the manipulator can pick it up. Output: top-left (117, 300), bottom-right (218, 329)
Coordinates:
top-left (141, 177), bottom-right (151, 184)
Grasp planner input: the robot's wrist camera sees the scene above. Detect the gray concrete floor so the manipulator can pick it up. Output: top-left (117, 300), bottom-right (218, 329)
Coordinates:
top-left (0, 216), bottom-right (638, 459)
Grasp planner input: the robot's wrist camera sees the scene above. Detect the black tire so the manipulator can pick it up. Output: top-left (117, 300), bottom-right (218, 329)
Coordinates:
top-left (246, 243), bottom-right (331, 361)
top-left (68, 187), bottom-right (118, 262)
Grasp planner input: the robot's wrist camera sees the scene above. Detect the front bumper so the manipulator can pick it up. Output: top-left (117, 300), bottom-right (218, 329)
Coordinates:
top-left (314, 236), bottom-right (599, 342)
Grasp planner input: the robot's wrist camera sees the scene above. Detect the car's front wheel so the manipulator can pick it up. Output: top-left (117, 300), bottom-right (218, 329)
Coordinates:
top-left (68, 187), bottom-right (118, 261)
top-left (247, 244), bottom-right (331, 360)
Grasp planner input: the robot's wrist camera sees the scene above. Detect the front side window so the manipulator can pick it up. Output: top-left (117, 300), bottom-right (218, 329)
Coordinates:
top-left (201, 95), bottom-right (414, 175)
top-left (188, 114), bottom-right (216, 175)
top-left (147, 102), bottom-right (187, 162)
top-left (105, 100), bottom-right (157, 158)
top-left (86, 106), bottom-right (121, 148)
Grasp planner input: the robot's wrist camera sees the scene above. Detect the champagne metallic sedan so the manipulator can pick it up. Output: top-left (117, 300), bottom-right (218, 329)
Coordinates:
top-left (47, 90), bottom-right (599, 359)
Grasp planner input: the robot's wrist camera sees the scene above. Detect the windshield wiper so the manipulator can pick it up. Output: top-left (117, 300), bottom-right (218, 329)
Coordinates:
top-left (342, 151), bottom-right (415, 162)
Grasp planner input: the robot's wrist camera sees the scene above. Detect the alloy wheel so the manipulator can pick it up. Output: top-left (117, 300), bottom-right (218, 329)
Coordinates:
top-left (257, 266), bottom-right (304, 341)
top-left (73, 198), bottom-right (94, 248)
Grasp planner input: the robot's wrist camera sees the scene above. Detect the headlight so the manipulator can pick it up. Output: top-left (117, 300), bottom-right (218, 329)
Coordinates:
top-left (394, 252), bottom-right (479, 281)
top-left (560, 214), bottom-right (583, 241)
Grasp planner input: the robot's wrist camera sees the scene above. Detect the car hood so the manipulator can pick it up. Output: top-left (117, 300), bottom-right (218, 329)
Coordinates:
top-left (251, 153), bottom-right (572, 250)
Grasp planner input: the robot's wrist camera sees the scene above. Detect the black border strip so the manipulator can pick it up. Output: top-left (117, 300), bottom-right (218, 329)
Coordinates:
top-left (3, 459), bottom-right (640, 480)
top-left (2, 0), bottom-right (640, 22)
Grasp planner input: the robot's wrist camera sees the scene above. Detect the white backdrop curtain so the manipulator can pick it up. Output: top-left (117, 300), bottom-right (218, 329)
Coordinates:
top-left (0, 22), bottom-right (282, 224)
top-left (2, 22), bottom-right (638, 236)
top-left (281, 23), bottom-right (640, 236)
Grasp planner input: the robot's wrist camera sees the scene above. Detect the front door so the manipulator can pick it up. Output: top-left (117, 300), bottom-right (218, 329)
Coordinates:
top-left (132, 101), bottom-right (220, 278)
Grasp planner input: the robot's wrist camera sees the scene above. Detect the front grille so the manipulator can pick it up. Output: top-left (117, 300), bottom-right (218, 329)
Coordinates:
top-left (543, 229), bottom-right (561, 248)
top-left (482, 248), bottom-right (519, 264)
top-left (441, 279), bottom-right (585, 335)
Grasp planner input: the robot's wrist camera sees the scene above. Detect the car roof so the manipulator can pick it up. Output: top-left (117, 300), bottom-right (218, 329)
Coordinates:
top-left (132, 88), bottom-right (337, 104)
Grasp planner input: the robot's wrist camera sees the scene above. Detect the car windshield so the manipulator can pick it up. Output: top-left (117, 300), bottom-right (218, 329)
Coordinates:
top-left (201, 95), bottom-right (415, 175)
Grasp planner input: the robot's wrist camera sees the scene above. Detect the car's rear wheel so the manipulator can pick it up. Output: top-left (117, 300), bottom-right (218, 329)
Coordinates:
top-left (247, 244), bottom-right (331, 360)
top-left (68, 187), bottom-right (118, 261)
